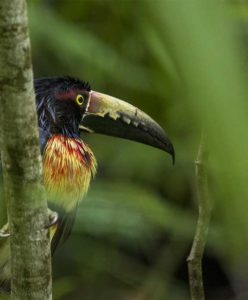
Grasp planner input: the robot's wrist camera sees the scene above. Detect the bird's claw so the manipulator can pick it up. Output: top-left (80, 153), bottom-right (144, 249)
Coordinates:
top-left (45, 209), bottom-right (59, 229)
top-left (0, 223), bottom-right (10, 238)
top-left (0, 210), bottom-right (59, 235)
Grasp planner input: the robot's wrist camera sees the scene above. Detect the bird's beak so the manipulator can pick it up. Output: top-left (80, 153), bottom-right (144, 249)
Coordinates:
top-left (80, 91), bottom-right (175, 163)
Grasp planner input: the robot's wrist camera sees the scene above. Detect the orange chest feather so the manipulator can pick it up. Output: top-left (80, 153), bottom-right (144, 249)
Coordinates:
top-left (43, 135), bottom-right (97, 211)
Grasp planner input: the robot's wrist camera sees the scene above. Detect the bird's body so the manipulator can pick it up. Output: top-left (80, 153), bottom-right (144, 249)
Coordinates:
top-left (43, 135), bottom-right (96, 212)
top-left (0, 76), bottom-right (174, 292)
top-left (35, 77), bottom-right (98, 252)
top-left (43, 134), bottom-right (97, 251)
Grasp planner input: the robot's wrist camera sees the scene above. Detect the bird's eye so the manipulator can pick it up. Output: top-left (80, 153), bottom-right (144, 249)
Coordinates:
top-left (75, 94), bottom-right (85, 106)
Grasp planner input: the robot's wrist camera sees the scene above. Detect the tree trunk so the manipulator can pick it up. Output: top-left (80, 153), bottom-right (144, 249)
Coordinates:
top-left (0, 1), bottom-right (52, 299)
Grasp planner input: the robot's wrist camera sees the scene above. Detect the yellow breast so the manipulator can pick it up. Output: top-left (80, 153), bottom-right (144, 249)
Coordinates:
top-left (43, 135), bottom-right (97, 212)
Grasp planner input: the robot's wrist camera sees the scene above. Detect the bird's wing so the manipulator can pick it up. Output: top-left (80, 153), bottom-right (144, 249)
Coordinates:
top-left (39, 127), bottom-right (50, 154)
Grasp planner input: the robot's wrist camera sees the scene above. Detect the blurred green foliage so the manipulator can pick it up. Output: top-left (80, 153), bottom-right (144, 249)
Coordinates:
top-left (19, 0), bottom-right (248, 299)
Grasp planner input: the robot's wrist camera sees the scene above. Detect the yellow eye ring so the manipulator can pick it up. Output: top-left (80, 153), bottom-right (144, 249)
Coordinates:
top-left (76, 94), bottom-right (85, 106)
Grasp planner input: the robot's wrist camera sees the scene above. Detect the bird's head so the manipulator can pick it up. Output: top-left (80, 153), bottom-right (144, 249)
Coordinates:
top-left (35, 76), bottom-right (175, 163)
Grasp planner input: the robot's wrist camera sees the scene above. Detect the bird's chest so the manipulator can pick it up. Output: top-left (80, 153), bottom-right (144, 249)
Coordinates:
top-left (42, 135), bottom-right (97, 212)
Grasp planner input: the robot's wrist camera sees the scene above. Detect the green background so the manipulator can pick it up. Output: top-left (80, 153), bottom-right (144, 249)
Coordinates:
top-left (20, 0), bottom-right (248, 299)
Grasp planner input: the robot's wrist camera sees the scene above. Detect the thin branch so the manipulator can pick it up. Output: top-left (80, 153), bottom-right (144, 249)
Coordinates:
top-left (187, 133), bottom-right (211, 300)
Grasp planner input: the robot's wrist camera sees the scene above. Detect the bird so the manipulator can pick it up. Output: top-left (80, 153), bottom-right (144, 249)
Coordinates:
top-left (0, 76), bottom-right (174, 291)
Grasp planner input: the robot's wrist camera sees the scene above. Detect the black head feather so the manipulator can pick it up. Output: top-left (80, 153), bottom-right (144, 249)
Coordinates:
top-left (35, 76), bottom-right (91, 147)
top-left (35, 76), bottom-right (91, 97)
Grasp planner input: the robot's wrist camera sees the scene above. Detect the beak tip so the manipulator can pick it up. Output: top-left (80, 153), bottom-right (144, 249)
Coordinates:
top-left (167, 143), bottom-right (175, 165)
top-left (160, 137), bottom-right (175, 164)
top-left (172, 151), bottom-right (175, 165)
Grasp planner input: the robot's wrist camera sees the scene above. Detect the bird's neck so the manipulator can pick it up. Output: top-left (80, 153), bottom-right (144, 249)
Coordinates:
top-left (42, 134), bottom-right (97, 212)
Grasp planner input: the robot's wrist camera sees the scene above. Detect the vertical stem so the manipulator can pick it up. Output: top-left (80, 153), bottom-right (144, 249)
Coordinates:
top-left (0, 1), bottom-right (52, 299)
top-left (187, 133), bottom-right (211, 300)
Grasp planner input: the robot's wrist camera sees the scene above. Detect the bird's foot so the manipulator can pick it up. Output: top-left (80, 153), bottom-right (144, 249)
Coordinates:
top-left (45, 209), bottom-right (59, 229)
top-left (0, 223), bottom-right (10, 238)
top-left (0, 210), bottom-right (59, 235)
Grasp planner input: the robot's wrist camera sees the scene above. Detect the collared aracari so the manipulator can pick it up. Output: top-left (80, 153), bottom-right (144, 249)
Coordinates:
top-left (0, 76), bottom-right (174, 290)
